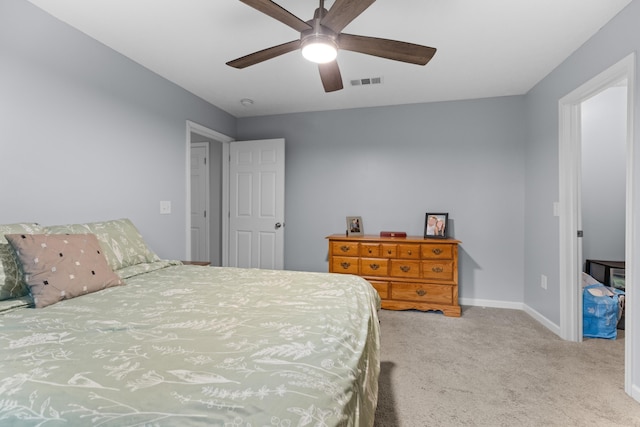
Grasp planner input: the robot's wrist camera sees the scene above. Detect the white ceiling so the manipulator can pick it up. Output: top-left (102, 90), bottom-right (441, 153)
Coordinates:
top-left (27, 0), bottom-right (632, 118)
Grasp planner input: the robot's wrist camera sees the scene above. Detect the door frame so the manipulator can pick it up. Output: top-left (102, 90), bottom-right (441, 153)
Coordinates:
top-left (185, 121), bottom-right (232, 265)
top-left (558, 53), bottom-right (635, 397)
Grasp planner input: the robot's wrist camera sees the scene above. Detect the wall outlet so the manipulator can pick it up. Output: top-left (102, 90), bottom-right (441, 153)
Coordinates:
top-left (540, 274), bottom-right (548, 290)
top-left (160, 200), bottom-right (172, 214)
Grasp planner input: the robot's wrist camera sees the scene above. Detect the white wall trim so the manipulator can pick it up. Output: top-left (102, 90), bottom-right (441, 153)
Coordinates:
top-left (523, 304), bottom-right (562, 337)
top-left (558, 98), bottom-right (582, 342)
top-left (634, 384), bottom-right (640, 403)
top-left (623, 53), bottom-right (636, 401)
top-left (460, 298), bottom-right (524, 311)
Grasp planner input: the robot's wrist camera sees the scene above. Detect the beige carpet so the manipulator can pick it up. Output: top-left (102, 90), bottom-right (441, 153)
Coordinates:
top-left (374, 306), bottom-right (640, 426)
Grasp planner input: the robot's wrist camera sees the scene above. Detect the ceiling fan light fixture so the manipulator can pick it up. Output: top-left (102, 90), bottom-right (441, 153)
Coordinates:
top-left (228, 0), bottom-right (436, 93)
top-left (301, 37), bottom-right (337, 64)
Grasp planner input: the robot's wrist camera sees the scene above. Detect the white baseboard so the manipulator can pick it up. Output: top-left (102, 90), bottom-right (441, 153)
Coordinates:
top-left (459, 297), bottom-right (524, 311)
top-left (460, 298), bottom-right (562, 337)
top-left (522, 304), bottom-right (561, 337)
top-left (633, 384), bottom-right (640, 402)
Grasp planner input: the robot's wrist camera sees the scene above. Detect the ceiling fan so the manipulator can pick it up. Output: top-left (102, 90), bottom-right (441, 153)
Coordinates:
top-left (226, 0), bottom-right (437, 92)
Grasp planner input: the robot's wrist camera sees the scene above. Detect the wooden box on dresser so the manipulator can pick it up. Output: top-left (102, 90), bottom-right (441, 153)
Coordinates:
top-left (327, 234), bottom-right (461, 317)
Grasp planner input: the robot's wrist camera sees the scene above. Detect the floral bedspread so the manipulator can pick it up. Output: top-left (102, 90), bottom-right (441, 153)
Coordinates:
top-left (0, 265), bottom-right (380, 426)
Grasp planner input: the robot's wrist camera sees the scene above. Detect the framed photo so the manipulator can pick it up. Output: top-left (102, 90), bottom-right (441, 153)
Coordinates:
top-left (424, 213), bottom-right (448, 238)
top-left (346, 216), bottom-right (363, 236)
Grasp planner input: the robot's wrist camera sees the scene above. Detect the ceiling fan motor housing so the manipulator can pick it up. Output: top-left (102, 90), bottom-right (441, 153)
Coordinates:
top-left (300, 8), bottom-right (338, 62)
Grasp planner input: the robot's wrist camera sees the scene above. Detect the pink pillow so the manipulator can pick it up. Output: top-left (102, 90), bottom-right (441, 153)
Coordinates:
top-left (4, 233), bottom-right (124, 308)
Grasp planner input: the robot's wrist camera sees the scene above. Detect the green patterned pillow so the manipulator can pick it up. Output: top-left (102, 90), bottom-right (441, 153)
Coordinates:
top-left (0, 222), bottom-right (43, 300)
top-left (45, 219), bottom-right (160, 272)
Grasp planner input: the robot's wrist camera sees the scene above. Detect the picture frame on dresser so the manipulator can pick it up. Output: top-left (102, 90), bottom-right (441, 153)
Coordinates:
top-left (346, 216), bottom-right (363, 236)
top-left (424, 213), bottom-right (448, 238)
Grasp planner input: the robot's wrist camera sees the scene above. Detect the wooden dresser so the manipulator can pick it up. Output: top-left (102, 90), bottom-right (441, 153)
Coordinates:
top-left (327, 234), bottom-right (461, 317)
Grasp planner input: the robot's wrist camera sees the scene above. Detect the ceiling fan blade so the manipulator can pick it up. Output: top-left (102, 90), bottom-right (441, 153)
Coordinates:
top-left (321, 0), bottom-right (376, 33)
top-left (318, 61), bottom-right (344, 92)
top-left (227, 40), bottom-right (301, 69)
top-left (338, 33), bottom-right (436, 65)
top-left (239, 0), bottom-right (312, 32)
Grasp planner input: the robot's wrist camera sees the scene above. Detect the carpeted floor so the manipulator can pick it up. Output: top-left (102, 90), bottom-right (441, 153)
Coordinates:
top-left (374, 306), bottom-right (640, 426)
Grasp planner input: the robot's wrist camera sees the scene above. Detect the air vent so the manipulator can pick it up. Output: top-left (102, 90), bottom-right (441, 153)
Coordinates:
top-left (350, 76), bottom-right (383, 86)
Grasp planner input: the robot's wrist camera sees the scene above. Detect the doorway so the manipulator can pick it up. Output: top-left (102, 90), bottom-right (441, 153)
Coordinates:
top-left (581, 87), bottom-right (626, 268)
top-left (190, 142), bottom-right (210, 263)
top-left (558, 53), bottom-right (636, 399)
top-left (185, 122), bottom-right (287, 270)
top-left (185, 121), bottom-right (232, 266)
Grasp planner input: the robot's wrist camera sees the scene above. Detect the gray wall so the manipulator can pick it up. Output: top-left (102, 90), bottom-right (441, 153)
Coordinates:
top-left (581, 86), bottom-right (627, 266)
top-left (0, 0), bottom-right (236, 260)
top-left (238, 97), bottom-right (526, 304)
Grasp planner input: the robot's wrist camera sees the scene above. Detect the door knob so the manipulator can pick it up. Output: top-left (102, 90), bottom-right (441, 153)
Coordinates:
top-left (275, 222), bottom-right (283, 229)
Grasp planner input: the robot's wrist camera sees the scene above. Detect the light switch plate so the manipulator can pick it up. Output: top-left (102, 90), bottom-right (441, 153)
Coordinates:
top-left (160, 201), bottom-right (171, 214)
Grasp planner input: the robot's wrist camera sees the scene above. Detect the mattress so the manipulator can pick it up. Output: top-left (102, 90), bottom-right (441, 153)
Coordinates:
top-left (0, 264), bottom-right (381, 426)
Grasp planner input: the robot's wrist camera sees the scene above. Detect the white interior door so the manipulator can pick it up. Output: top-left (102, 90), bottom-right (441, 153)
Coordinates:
top-left (190, 142), bottom-right (209, 262)
top-left (229, 139), bottom-right (285, 269)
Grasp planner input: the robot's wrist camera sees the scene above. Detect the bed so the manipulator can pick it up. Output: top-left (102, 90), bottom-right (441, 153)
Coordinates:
top-left (0, 219), bottom-right (381, 426)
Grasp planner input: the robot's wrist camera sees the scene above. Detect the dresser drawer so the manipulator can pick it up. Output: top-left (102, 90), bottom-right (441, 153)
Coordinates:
top-left (421, 244), bottom-right (453, 259)
top-left (332, 241), bottom-right (359, 256)
top-left (368, 280), bottom-right (389, 299)
top-left (390, 259), bottom-right (421, 278)
top-left (422, 261), bottom-right (455, 281)
top-left (381, 244), bottom-right (397, 258)
top-left (331, 256), bottom-right (359, 274)
top-left (360, 243), bottom-right (381, 257)
top-left (398, 244), bottom-right (420, 259)
top-left (360, 258), bottom-right (389, 277)
top-left (391, 282), bottom-right (453, 305)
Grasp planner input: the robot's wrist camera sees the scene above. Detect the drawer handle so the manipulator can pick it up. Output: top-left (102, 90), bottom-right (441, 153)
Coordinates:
top-left (370, 264), bottom-right (380, 270)
top-left (416, 289), bottom-right (426, 296)
top-left (432, 248), bottom-right (442, 255)
top-left (340, 245), bottom-right (350, 252)
top-left (407, 250), bottom-right (412, 255)
top-left (387, 250), bottom-right (392, 255)
top-left (368, 248), bottom-right (373, 254)
top-left (432, 266), bottom-right (443, 273)
top-left (400, 265), bottom-right (411, 273)
top-left (340, 262), bottom-right (351, 269)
